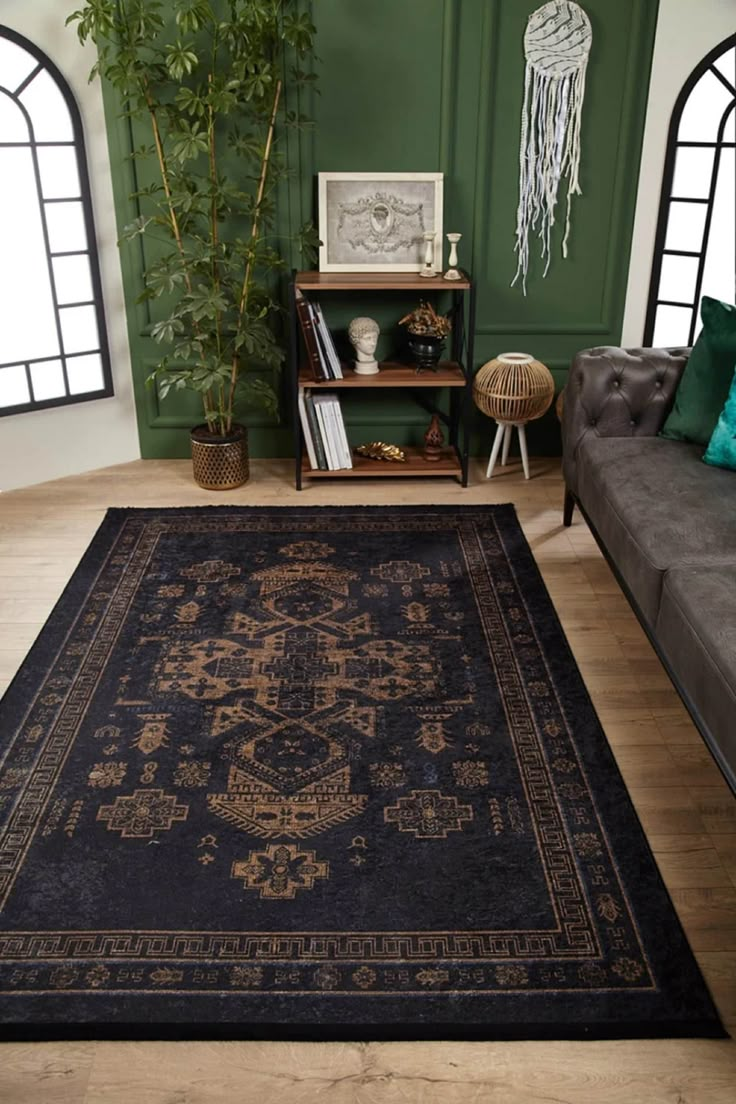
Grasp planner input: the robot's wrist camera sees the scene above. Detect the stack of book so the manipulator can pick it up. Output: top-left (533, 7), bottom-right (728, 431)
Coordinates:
top-left (295, 289), bottom-right (343, 381)
top-left (298, 389), bottom-right (352, 470)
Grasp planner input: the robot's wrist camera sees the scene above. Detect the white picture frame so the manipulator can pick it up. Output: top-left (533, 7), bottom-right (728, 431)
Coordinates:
top-left (318, 171), bottom-right (444, 273)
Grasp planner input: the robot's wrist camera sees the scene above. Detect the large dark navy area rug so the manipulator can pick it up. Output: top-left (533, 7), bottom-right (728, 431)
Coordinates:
top-left (0, 506), bottom-right (725, 1040)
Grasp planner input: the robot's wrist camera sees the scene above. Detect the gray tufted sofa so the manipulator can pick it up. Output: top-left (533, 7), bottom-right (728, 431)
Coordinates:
top-left (561, 347), bottom-right (736, 794)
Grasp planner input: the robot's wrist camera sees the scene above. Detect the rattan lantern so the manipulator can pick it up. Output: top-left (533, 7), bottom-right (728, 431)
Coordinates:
top-left (473, 352), bottom-right (554, 479)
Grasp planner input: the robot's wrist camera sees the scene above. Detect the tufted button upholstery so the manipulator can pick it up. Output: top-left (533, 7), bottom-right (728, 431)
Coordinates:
top-left (562, 346), bottom-right (689, 494)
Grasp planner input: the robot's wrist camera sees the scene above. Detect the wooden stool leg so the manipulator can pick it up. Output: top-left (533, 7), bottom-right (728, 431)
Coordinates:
top-left (501, 423), bottom-right (512, 466)
top-left (518, 424), bottom-right (530, 479)
top-left (486, 421), bottom-right (506, 479)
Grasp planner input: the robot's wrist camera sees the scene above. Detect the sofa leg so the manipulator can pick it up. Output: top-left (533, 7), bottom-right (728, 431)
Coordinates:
top-left (563, 488), bottom-right (575, 527)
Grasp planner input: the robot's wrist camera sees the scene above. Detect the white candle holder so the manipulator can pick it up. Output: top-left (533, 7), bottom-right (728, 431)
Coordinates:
top-left (419, 232), bottom-right (437, 278)
top-left (444, 233), bottom-right (462, 280)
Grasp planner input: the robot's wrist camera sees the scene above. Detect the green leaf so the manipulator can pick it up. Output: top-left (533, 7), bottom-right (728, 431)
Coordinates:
top-left (150, 317), bottom-right (185, 345)
top-left (165, 41), bottom-right (199, 81)
top-left (170, 120), bottom-right (210, 164)
top-left (175, 86), bottom-right (206, 118)
top-left (118, 215), bottom-right (153, 243)
top-left (175, 0), bottom-right (213, 35)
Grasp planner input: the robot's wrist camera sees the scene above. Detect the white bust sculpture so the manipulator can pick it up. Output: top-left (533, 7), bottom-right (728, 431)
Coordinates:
top-left (348, 316), bottom-right (380, 375)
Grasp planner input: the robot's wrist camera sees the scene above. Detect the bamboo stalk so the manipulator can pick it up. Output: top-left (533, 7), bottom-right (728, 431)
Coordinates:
top-left (141, 80), bottom-right (193, 296)
top-left (226, 78), bottom-right (283, 431)
top-left (208, 72), bottom-right (224, 433)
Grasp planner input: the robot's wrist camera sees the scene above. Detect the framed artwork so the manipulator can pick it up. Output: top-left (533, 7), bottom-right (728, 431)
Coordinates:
top-left (318, 172), bottom-right (444, 273)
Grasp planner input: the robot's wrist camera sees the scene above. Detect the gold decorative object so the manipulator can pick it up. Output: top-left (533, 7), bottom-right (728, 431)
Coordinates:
top-left (354, 442), bottom-right (407, 463)
top-left (472, 352), bottom-right (554, 481)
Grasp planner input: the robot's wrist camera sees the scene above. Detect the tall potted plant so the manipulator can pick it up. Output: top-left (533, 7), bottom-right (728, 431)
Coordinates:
top-left (68, 0), bottom-right (318, 488)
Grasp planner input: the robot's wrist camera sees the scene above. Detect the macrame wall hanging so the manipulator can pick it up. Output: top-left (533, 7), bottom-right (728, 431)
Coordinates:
top-left (512, 1), bottom-right (592, 294)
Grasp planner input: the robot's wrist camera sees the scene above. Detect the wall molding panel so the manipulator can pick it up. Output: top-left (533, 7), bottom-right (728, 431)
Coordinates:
top-left (98, 0), bottom-right (659, 459)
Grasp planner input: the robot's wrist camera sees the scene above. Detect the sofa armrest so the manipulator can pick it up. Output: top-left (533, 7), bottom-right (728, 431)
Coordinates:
top-left (562, 346), bottom-right (689, 495)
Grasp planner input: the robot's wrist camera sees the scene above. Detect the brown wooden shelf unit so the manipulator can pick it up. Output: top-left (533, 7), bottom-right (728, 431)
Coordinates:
top-left (289, 269), bottom-right (475, 489)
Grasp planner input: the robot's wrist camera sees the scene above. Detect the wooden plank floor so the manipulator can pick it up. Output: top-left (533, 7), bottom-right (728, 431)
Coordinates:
top-left (0, 457), bottom-right (735, 1103)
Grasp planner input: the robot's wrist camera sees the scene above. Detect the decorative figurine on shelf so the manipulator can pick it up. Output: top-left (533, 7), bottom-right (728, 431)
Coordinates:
top-left (354, 442), bottom-right (407, 463)
top-left (348, 316), bottom-right (380, 375)
top-left (419, 231), bottom-right (437, 278)
top-left (399, 300), bottom-right (452, 372)
top-left (444, 233), bottom-right (462, 280)
top-left (423, 413), bottom-right (444, 461)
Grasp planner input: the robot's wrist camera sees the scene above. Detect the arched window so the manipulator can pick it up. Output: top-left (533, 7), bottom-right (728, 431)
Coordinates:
top-left (0, 27), bottom-right (112, 416)
top-left (645, 35), bottom-right (736, 347)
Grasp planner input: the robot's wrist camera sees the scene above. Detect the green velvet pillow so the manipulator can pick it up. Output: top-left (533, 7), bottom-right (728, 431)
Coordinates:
top-left (660, 296), bottom-right (736, 445)
top-left (703, 365), bottom-right (736, 471)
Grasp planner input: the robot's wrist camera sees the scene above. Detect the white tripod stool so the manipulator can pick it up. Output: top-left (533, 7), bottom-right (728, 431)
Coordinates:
top-left (486, 420), bottom-right (530, 480)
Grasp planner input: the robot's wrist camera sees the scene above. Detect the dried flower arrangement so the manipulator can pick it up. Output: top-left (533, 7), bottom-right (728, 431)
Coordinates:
top-left (398, 301), bottom-right (452, 338)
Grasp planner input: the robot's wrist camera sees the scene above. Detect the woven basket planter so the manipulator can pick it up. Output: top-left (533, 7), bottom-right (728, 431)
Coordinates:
top-left (190, 424), bottom-right (249, 490)
top-left (473, 352), bottom-right (554, 424)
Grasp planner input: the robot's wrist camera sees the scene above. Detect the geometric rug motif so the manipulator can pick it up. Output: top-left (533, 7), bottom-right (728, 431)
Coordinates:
top-left (0, 506), bottom-right (725, 1039)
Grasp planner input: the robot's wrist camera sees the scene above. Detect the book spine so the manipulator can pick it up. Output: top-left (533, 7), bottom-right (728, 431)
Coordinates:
top-left (330, 395), bottom-right (352, 468)
top-left (324, 399), bottom-right (343, 469)
top-left (313, 395), bottom-right (338, 469)
top-left (304, 392), bottom-right (328, 469)
top-left (297, 387), bottom-right (318, 470)
top-left (315, 303), bottom-right (343, 379)
top-left (295, 289), bottom-right (328, 381)
top-left (310, 302), bottom-right (334, 380)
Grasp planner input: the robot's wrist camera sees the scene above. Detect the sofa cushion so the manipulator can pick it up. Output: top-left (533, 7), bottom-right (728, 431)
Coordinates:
top-left (576, 436), bottom-right (736, 625)
top-left (661, 296), bottom-right (736, 445)
top-left (704, 365), bottom-right (736, 471)
top-left (656, 565), bottom-right (736, 782)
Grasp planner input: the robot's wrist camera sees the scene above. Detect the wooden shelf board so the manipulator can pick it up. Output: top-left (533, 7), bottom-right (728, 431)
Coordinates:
top-left (299, 362), bottom-right (466, 388)
top-left (295, 271), bottom-right (471, 292)
top-left (302, 446), bottom-right (461, 478)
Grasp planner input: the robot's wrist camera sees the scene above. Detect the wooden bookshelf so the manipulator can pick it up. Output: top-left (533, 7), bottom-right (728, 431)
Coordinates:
top-left (289, 270), bottom-right (476, 489)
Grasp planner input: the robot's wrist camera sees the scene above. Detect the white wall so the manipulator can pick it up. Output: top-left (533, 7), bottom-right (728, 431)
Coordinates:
top-left (0, 1), bottom-right (140, 492)
top-left (621, 0), bottom-right (736, 346)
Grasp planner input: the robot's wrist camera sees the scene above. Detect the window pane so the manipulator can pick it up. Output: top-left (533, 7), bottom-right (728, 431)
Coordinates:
top-left (701, 147), bottom-right (736, 306)
top-left (66, 353), bottom-right (103, 395)
top-left (45, 201), bottom-right (87, 253)
top-left (664, 201), bottom-right (707, 252)
top-left (0, 364), bottom-right (31, 408)
top-left (657, 254), bottom-right (699, 304)
top-left (30, 359), bottom-right (66, 401)
top-left (0, 30), bottom-right (113, 419)
top-left (59, 305), bottom-right (99, 354)
top-left (678, 69), bottom-right (733, 143)
top-left (0, 147), bottom-right (59, 364)
top-left (713, 48), bottom-right (735, 89)
top-left (18, 69), bottom-right (73, 142)
top-left (727, 104), bottom-right (736, 144)
top-left (713, 49), bottom-right (736, 140)
top-left (53, 254), bottom-right (93, 304)
top-left (37, 146), bottom-right (81, 199)
top-left (0, 38), bottom-right (38, 93)
top-left (652, 305), bottom-right (694, 347)
top-left (0, 93), bottom-right (30, 142)
top-left (672, 147), bottom-right (716, 198)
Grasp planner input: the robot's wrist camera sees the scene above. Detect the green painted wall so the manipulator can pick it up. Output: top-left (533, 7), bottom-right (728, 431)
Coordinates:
top-left (102, 0), bottom-right (659, 459)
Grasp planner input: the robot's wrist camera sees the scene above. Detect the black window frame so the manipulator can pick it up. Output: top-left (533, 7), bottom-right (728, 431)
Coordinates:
top-left (644, 33), bottom-right (736, 347)
top-left (0, 25), bottom-right (113, 418)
